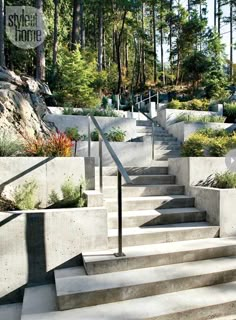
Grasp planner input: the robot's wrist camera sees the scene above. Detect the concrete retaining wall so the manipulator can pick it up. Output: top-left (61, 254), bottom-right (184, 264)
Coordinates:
top-left (168, 157), bottom-right (228, 194)
top-left (168, 122), bottom-right (236, 142)
top-left (0, 157), bottom-right (95, 207)
top-left (190, 186), bottom-right (236, 238)
top-left (0, 207), bottom-right (107, 304)
top-left (45, 114), bottom-right (137, 142)
top-left (77, 141), bottom-right (152, 166)
top-left (157, 109), bottom-right (220, 128)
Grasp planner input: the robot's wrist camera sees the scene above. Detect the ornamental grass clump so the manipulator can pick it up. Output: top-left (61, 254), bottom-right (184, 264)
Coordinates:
top-left (0, 132), bottom-right (24, 156)
top-left (199, 172), bottom-right (236, 189)
top-left (13, 180), bottom-right (39, 210)
top-left (24, 133), bottom-right (73, 157)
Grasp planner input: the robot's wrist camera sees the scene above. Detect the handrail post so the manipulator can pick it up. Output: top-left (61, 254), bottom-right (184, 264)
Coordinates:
top-left (115, 170), bottom-right (125, 257)
top-left (99, 134), bottom-right (103, 193)
top-left (88, 116), bottom-right (91, 157)
top-left (152, 123), bottom-right (155, 160)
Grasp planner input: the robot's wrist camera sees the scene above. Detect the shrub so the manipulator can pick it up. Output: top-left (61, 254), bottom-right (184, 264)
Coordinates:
top-left (0, 133), bottom-right (24, 156)
top-left (181, 134), bottom-right (206, 157)
top-left (168, 99), bottom-right (209, 111)
top-left (65, 107), bottom-right (118, 117)
top-left (91, 129), bottom-right (99, 141)
top-left (224, 103), bottom-right (236, 120)
top-left (207, 137), bottom-right (230, 157)
top-left (107, 127), bottom-right (126, 142)
top-left (168, 99), bottom-right (182, 109)
top-left (197, 128), bottom-right (229, 138)
top-left (202, 172), bottom-right (236, 189)
top-left (13, 180), bottom-right (38, 210)
top-left (176, 115), bottom-right (225, 123)
top-left (48, 178), bottom-right (86, 208)
top-left (24, 133), bottom-right (73, 157)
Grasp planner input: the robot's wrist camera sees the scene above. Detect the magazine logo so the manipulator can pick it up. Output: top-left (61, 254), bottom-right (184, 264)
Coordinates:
top-left (6, 6), bottom-right (47, 49)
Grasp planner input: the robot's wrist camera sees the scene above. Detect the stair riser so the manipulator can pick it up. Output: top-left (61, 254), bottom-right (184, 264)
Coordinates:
top-left (106, 198), bottom-right (195, 212)
top-left (155, 137), bottom-right (177, 142)
top-left (98, 176), bottom-right (176, 187)
top-left (104, 186), bottom-right (185, 198)
top-left (57, 269), bottom-right (235, 310)
top-left (156, 155), bottom-right (180, 161)
top-left (108, 211), bottom-right (206, 228)
top-left (154, 145), bottom-right (181, 151)
top-left (108, 227), bottom-right (219, 248)
top-left (84, 245), bottom-right (236, 275)
top-left (136, 128), bottom-right (166, 134)
top-left (136, 121), bottom-right (152, 126)
top-left (96, 167), bottom-right (169, 176)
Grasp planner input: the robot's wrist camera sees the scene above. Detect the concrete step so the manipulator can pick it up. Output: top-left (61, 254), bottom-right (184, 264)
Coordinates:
top-left (96, 166), bottom-right (169, 176)
top-left (108, 207), bottom-right (206, 228)
top-left (154, 144), bottom-right (181, 151)
top-left (23, 281), bottom-right (236, 320)
top-left (22, 285), bottom-right (57, 317)
top-left (155, 136), bottom-right (177, 142)
top-left (136, 120), bottom-right (153, 126)
top-left (136, 127), bottom-right (165, 134)
top-left (213, 316), bottom-right (236, 319)
top-left (105, 195), bottom-right (195, 212)
top-left (104, 184), bottom-right (185, 198)
top-left (108, 222), bottom-right (219, 248)
top-left (0, 303), bottom-right (22, 320)
top-left (97, 175), bottom-right (176, 187)
top-left (155, 151), bottom-right (181, 160)
top-left (55, 256), bottom-right (236, 310)
top-left (83, 237), bottom-right (236, 275)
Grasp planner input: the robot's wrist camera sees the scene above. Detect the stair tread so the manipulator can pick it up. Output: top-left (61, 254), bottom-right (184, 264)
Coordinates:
top-left (108, 222), bottom-right (218, 236)
top-left (0, 303), bottom-right (22, 320)
top-left (83, 237), bottom-right (236, 263)
top-left (108, 207), bottom-right (206, 217)
top-left (22, 281), bottom-right (236, 319)
top-left (105, 195), bottom-right (193, 203)
top-left (104, 184), bottom-right (183, 189)
top-left (55, 256), bottom-right (236, 296)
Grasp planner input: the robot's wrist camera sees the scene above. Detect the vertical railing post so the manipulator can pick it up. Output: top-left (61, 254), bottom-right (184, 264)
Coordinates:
top-left (115, 170), bottom-right (125, 257)
top-left (88, 116), bottom-right (91, 157)
top-left (149, 90), bottom-right (151, 105)
top-left (152, 122), bottom-right (155, 160)
top-left (99, 134), bottom-right (103, 193)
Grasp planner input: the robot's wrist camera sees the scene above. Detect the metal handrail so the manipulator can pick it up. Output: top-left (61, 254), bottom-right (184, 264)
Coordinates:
top-left (87, 115), bottom-right (133, 257)
top-left (140, 111), bottom-right (158, 161)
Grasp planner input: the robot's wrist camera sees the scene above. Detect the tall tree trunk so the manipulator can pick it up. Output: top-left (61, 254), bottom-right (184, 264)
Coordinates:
top-left (160, 0), bottom-right (165, 85)
top-left (36, 0), bottom-right (45, 80)
top-left (53, 0), bottom-right (59, 77)
top-left (141, 3), bottom-right (146, 88)
top-left (152, 3), bottom-right (157, 83)
top-left (214, 0), bottom-right (217, 30)
top-left (0, 0), bottom-right (5, 67)
top-left (169, 0), bottom-right (173, 83)
top-left (98, 6), bottom-right (103, 72)
top-left (230, 0), bottom-right (233, 81)
top-left (71, 0), bottom-right (80, 50)
top-left (218, 0), bottom-right (221, 35)
top-left (80, 0), bottom-right (85, 49)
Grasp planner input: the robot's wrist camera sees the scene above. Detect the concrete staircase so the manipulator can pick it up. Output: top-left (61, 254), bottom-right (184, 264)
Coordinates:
top-left (2, 120), bottom-right (236, 319)
top-left (135, 119), bottom-right (181, 160)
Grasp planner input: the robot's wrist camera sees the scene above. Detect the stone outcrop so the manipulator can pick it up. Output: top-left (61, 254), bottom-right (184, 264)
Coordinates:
top-left (0, 67), bottom-right (53, 140)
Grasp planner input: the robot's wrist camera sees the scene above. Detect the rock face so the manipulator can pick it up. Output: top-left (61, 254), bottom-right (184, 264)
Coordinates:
top-left (0, 67), bottom-right (53, 140)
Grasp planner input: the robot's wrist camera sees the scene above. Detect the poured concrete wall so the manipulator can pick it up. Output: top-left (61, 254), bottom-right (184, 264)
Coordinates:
top-left (77, 141), bottom-right (152, 166)
top-left (168, 122), bottom-right (236, 142)
top-left (0, 157), bottom-right (95, 207)
top-left (190, 186), bottom-right (236, 238)
top-left (45, 115), bottom-right (137, 142)
top-left (0, 207), bottom-right (107, 304)
top-left (169, 158), bottom-right (228, 194)
top-left (157, 109), bottom-right (219, 128)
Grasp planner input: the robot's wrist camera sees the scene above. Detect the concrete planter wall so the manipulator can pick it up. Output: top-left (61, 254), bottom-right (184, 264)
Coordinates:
top-left (0, 207), bottom-right (107, 304)
top-left (190, 186), bottom-right (236, 238)
top-left (77, 141), bottom-right (152, 166)
top-left (157, 109), bottom-right (220, 128)
top-left (0, 157), bottom-right (95, 207)
top-left (168, 122), bottom-right (236, 143)
top-left (45, 114), bottom-right (137, 142)
top-left (168, 157), bottom-right (228, 194)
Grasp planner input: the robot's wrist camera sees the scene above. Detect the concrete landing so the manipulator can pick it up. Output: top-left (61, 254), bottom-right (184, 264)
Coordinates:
top-left (0, 303), bottom-right (22, 320)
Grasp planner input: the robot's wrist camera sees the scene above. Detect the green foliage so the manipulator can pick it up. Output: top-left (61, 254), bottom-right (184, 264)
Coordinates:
top-left (224, 103), bottom-right (236, 120)
top-left (202, 172), bottom-right (236, 189)
top-left (176, 114), bottom-right (225, 123)
top-left (181, 134), bottom-right (206, 157)
top-left (168, 99), bottom-right (209, 111)
top-left (49, 178), bottom-right (86, 208)
top-left (63, 107), bottom-right (118, 117)
top-left (107, 127), bottom-right (126, 142)
top-left (0, 133), bottom-right (24, 156)
top-left (65, 128), bottom-right (86, 141)
top-left (91, 129), bottom-right (100, 141)
top-left (181, 128), bottom-right (236, 157)
top-left (13, 180), bottom-right (38, 210)
top-left (56, 48), bottom-right (102, 108)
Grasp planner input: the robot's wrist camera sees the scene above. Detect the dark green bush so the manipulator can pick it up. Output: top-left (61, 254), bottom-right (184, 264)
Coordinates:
top-left (224, 103), bottom-right (236, 120)
top-left (107, 127), bottom-right (126, 142)
top-left (201, 172), bottom-right (236, 189)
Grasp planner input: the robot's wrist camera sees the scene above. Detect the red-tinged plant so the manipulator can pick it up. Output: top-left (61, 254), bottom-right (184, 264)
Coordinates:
top-left (24, 133), bottom-right (73, 157)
